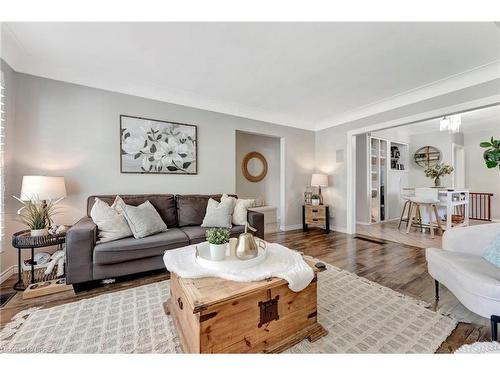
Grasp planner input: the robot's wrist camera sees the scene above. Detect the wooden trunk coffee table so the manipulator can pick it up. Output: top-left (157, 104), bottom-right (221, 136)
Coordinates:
top-left (164, 258), bottom-right (327, 353)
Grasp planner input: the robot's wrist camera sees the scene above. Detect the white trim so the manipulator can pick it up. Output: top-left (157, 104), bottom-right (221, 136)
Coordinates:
top-left (279, 224), bottom-right (303, 231)
top-left (0, 265), bottom-right (17, 284)
top-left (346, 95), bottom-right (500, 234)
top-left (279, 137), bottom-right (286, 230)
top-left (316, 61), bottom-right (500, 130)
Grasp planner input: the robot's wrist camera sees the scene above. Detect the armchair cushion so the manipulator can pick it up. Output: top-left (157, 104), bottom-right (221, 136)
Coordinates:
top-left (442, 223), bottom-right (500, 256)
top-left (483, 233), bottom-right (500, 267)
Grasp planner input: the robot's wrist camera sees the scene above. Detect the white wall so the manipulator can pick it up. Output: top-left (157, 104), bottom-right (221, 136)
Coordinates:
top-left (407, 130), bottom-right (454, 188)
top-left (2, 65), bottom-right (315, 273)
top-left (464, 129), bottom-right (500, 220)
top-left (235, 131), bottom-right (280, 210)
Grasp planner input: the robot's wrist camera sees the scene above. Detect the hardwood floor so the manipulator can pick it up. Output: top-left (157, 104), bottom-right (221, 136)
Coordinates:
top-left (0, 228), bottom-right (491, 353)
top-left (356, 219), bottom-right (484, 249)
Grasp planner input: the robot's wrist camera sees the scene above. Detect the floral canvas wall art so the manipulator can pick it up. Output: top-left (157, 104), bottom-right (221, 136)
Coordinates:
top-left (120, 115), bottom-right (197, 174)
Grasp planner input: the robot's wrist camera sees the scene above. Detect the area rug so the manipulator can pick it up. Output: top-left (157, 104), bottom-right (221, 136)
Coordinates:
top-left (0, 262), bottom-right (457, 353)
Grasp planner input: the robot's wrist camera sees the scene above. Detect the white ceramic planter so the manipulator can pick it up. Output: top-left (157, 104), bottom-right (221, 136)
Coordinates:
top-left (311, 199), bottom-right (320, 206)
top-left (31, 228), bottom-right (49, 237)
top-left (209, 243), bottom-right (227, 261)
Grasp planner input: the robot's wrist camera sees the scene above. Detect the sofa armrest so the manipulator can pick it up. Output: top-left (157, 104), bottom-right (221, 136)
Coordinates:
top-left (442, 223), bottom-right (500, 256)
top-left (247, 210), bottom-right (265, 240)
top-left (66, 216), bottom-right (97, 284)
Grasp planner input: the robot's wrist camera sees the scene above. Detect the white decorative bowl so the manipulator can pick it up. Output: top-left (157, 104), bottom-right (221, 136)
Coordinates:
top-left (195, 241), bottom-right (267, 271)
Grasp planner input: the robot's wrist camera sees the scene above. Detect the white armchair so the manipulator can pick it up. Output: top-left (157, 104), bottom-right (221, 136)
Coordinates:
top-left (425, 223), bottom-right (500, 341)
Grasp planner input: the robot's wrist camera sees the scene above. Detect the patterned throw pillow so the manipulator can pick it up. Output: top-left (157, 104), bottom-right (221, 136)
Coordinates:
top-left (483, 232), bottom-right (500, 267)
top-left (90, 197), bottom-right (133, 243)
top-left (201, 197), bottom-right (235, 228)
top-left (121, 200), bottom-right (168, 239)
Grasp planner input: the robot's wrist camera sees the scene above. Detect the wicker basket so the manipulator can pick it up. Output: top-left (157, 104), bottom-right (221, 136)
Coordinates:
top-left (22, 261), bottom-right (61, 287)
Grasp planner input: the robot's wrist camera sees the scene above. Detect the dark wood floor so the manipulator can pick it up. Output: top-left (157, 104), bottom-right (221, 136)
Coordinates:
top-left (0, 229), bottom-right (491, 353)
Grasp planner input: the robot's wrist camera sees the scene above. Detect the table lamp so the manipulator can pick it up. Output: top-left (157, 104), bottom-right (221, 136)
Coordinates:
top-left (311, 173), bottom-right (328, 205)
top-left (19, 176), bottom-right (67, 203)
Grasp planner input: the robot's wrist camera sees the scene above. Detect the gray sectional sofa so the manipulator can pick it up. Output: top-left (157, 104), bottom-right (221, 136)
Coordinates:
top-left (66, 194), bottom-right (264, 285)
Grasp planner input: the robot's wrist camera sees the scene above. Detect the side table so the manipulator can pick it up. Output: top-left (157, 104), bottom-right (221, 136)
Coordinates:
top-left (302, 205), bottom-right (330, 234)
top-left (11, 230), bottom-right (67, 291)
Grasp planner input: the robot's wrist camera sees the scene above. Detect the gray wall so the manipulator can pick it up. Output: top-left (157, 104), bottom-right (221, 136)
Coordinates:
top-left (315, 79), bottom-right (500, 231)
top-left (235, 131), bottom-right (281, 212)
top-left (2, 65), bottom-right (315, 273)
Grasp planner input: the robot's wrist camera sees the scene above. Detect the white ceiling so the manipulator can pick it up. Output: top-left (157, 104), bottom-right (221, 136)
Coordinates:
top-left (394, 104), bottom-right (500, 135)
top-left (2, 22), bottom-right (500, 131)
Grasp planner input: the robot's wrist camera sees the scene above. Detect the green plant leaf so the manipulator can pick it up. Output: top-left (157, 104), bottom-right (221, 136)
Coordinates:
top-left (486, 160), bottom-right (497, 168)
top-left (479, 142), bottom-right (492, 148)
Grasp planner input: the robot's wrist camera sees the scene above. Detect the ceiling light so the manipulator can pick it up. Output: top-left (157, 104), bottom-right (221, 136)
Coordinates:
top-left (440, 114), bottom-right (461, 133)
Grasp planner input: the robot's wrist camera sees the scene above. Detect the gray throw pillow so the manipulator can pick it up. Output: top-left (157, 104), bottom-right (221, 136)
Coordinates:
top-left (201, 197), bottom-right (235, 228)
top-left (121, 200), bottom-right (168, 239)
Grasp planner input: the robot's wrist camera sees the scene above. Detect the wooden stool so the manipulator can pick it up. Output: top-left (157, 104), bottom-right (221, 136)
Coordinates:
top-left (398, 199), bottom-right (422, 230)
top-left (406, 198), bottom-right (443, 239)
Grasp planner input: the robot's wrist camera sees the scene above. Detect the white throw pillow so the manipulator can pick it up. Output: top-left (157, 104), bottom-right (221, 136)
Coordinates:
top-left (201, 197), bottom-right (235, 228)
top-left (121, 200), bottom-right (168, 239)
top-left (90, 197), bottom-right (133, 243)
top-left (232, 198), bottom-right (255, 225)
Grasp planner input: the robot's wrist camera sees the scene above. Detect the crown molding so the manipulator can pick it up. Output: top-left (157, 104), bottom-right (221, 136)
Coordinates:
top-left (3, 23), bottom-right (499, 133)
top-left (315, 60), bottom-right (500, 131)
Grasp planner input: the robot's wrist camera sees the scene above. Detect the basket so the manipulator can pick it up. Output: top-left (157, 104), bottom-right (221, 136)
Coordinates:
top-left (21, 261), bottom-right (61, 287)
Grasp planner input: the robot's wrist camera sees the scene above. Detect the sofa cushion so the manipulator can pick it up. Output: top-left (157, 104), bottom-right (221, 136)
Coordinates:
top-left (180, 225), bottom-right (245, 244)
top-left (94, 228), bottom-right (189, 264)
top-left (426, 248), bottom-right (500, 300)
top-left (120, 200), bottom-right (168, 239)
top-left (87, 194), bottom-right (178, 227)
top-left (176, 194), bottom-right (223, 227)
top-left (90, 197), bottom-right (133, 243)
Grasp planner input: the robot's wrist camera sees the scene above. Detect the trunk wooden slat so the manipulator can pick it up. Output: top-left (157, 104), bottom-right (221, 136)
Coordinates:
top-left (164, 258), bottom-right (327, 353)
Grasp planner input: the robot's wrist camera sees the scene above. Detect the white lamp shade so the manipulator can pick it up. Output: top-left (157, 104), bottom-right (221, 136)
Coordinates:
top-left (311, 173), bottom-right (329, 187)
top-left (20, 176), bottom-right (66, 201)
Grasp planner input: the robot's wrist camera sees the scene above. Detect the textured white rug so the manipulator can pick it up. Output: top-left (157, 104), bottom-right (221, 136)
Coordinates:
top-left (0, 263), bottom-right (457, 353)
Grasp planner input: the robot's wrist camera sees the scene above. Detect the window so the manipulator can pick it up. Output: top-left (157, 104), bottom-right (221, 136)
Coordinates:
top-left (0, 70), bottom-right (5, 248)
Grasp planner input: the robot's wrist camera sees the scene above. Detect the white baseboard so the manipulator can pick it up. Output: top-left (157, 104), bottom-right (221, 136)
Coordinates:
top-left (280, 224), bottom-right (303, 231)
top-left (0, 265), bottom-right (17, 284)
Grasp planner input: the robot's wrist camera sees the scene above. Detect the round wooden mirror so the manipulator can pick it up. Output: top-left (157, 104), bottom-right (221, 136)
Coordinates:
top-left (242, 152), bottom-right (268, 182)
top-left (414, 146), bottom-right (442, 168)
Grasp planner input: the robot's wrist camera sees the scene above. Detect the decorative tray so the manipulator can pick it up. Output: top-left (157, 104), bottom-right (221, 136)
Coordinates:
top-left (195, 241), bottom-right (267, 271)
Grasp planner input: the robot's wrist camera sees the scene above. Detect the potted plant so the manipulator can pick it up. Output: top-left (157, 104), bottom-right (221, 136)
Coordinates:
top-left (16, 200), bottom-right (56, 236)
top-left (311, 194), bottom-right (320, 206)
top-left (480, 137), bottom-right (500, 169)
top-left (206, 228), bottom-right (231, 261)
top-left (424, 163), bottom-right (454, 187)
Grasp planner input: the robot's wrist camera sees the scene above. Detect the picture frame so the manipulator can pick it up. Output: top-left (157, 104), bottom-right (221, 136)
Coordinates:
top-left (120, 115), bottom-right (198, 174)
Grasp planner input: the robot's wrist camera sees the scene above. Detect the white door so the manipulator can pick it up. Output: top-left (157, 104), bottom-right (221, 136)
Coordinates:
top-left (452, 144), bottom-right (465, 188)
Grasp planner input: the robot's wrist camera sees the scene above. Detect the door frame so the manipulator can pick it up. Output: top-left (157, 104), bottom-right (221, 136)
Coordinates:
top-left (346, 95), bottom-right (500, 234)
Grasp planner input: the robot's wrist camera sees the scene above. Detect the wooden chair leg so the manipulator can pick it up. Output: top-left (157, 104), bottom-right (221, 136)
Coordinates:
top-left (398, 200), bottom-right (409, 230)
top-left (427, 204), bottom-right (435, 239)
top-left (433, 205), bottom-right (443, 235)
top-left (406, 203), bottom-right (416, 234)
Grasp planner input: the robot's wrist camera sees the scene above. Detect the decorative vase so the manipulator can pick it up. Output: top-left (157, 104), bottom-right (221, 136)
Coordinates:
top-left (434, 177), bottom-right (441, 187)
top-left (209, 243), bottom-right (227, 261)
top-left (311, 198), bottom-right (320, 206)
top-left (30, 228), bottom-right (48, 237)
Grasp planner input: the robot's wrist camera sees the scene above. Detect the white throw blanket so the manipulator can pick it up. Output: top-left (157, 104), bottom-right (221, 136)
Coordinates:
top-left (163, 242), bottom-right (314, 292)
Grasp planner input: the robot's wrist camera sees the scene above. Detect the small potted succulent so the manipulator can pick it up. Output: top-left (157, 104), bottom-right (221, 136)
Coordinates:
top-left (311, 194), bottom-right (321, 206)
top-left (16, 200), bottom-right (56, 236)
top-left (206, 228), bottom-right (231, 261)
top-left (424, 163), bottom-right (454, 187)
